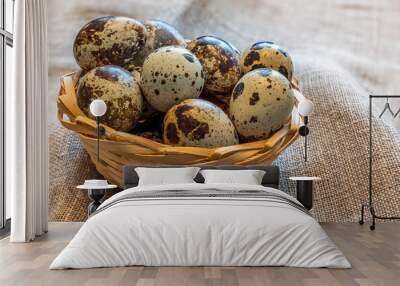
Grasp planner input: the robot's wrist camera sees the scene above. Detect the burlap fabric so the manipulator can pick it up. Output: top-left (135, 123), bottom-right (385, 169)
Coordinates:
top-left (49, 126), bottom-right (119, 221)
top-left (49, 126), bottom-right (92, 221)
top-left (275, 57), bottom-right (400, 222)
top-left (47, 0), bottom-right (400, 221)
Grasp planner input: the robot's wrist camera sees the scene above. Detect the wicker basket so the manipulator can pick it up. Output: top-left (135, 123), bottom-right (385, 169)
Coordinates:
top-left (57, 71), bottom-right (305, 186)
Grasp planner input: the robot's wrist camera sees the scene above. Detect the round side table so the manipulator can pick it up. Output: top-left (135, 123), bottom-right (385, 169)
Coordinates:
top-left (77, 184), bottom-right (118, 216)
top-left (289, 177), bottom-right (321, 210)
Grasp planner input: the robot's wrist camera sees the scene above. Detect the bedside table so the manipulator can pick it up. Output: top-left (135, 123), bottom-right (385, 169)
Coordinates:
top-left (289, 177), bottom-right (321, 210)
top-left (77, 184), bottom-right (118, 216)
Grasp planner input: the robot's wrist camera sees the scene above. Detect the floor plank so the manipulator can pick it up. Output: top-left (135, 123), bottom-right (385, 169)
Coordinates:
top-left (0, 222), bottom-right (399, 286)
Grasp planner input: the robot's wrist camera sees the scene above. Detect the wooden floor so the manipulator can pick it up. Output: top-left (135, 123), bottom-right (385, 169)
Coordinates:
top-left (0, 222), bottom-right (399, 286)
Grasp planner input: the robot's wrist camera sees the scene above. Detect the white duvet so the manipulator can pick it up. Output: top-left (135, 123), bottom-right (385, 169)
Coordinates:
top-left (50, 183), bottom-right (350, 269)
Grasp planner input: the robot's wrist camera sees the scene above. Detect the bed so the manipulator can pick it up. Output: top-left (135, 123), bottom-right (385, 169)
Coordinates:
top-left (50, 165), bottom-right (350, 269)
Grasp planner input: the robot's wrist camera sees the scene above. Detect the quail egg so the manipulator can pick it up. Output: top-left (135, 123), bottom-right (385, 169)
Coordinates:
top-left (187, 36), bottom-right (241, 94)
top-left (240, 41), bottom-right (294, 80)
top-left (141, 46), bottom-right (205, 112)
top-left (229, 68), bottom-right (295, 142)
top-left (73, 16), bottom-right (146, 71)
top-left (163, 99), bottom-right (238, 147)
top-left (133, 19), bottom-right (186, 67)
top-left (77, 65), bottom-right (143, 132)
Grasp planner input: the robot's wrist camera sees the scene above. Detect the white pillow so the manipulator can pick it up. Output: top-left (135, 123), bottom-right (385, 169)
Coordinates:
top-left (135, 167), bottom-right (201, 186)
top-left (200, 169), bottom-right (266, 185)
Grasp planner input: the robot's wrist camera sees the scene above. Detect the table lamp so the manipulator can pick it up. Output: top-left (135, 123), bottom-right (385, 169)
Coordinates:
top-left (298, 98), bottom-right (315, 162)
top-left (89, 99), bottom-right (107, 162)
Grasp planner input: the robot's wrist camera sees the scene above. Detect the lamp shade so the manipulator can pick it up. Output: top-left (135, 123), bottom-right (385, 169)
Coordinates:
top-left (298, 99), bottom-right (315, 116)
top-left (90, 99), bottom-right (107, 117)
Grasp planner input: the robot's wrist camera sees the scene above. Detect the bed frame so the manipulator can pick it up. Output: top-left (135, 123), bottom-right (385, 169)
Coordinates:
top-left (122, 165), bottom-right (280, 189)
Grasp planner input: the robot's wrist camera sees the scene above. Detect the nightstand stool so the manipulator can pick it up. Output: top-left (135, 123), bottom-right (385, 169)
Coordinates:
top-left (77, 183), bottom-right (118, 216)
top-left (289, 177), bottom-right (321, 210)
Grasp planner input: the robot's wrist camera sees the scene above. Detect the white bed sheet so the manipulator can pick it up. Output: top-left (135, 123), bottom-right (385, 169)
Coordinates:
top-left (50, 183), bottom-right (350, 269)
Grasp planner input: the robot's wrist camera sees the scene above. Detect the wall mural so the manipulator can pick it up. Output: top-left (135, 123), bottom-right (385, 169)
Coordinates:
top-left (48, 3), bottom-right (400, 223)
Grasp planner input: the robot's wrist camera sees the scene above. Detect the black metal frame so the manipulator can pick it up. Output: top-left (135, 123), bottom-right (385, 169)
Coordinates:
top-left (95, 116), bottom-right (106, 163)
top-left (296, 180), bottom-right (314, 210)
top-left (87, 189), bottom-right (106, 216)
top-left (0, 0), bottom-right (14, 232)
top-left (299, 116), bottom-right (310, 162)
top-left (359, 95), bottom-right (400, 230)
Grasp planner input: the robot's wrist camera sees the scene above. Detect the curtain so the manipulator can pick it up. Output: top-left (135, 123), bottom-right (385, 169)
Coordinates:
top-left (8, 0), bottom-right (49, 242)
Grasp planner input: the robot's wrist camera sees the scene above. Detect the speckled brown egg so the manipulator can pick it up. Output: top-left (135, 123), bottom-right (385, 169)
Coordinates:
top-left (187, 36), bottom-right (241, 94)
top-left (73, 16), bottom-right (146, 71)
top-left (133, 19), bottom-right (186, 67)
top-left (163, 99), bottom-right (238, 147)
top-left (229, 68), bottom-right (295, 142)
top-left (141, 46), bottom-right (205, 112)
top-left (129, 61), bottom-right (161, 122)
top-left (77, 65), bottom-right (143, 132)
top-left (240, 41), bottom-right (294, 80)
